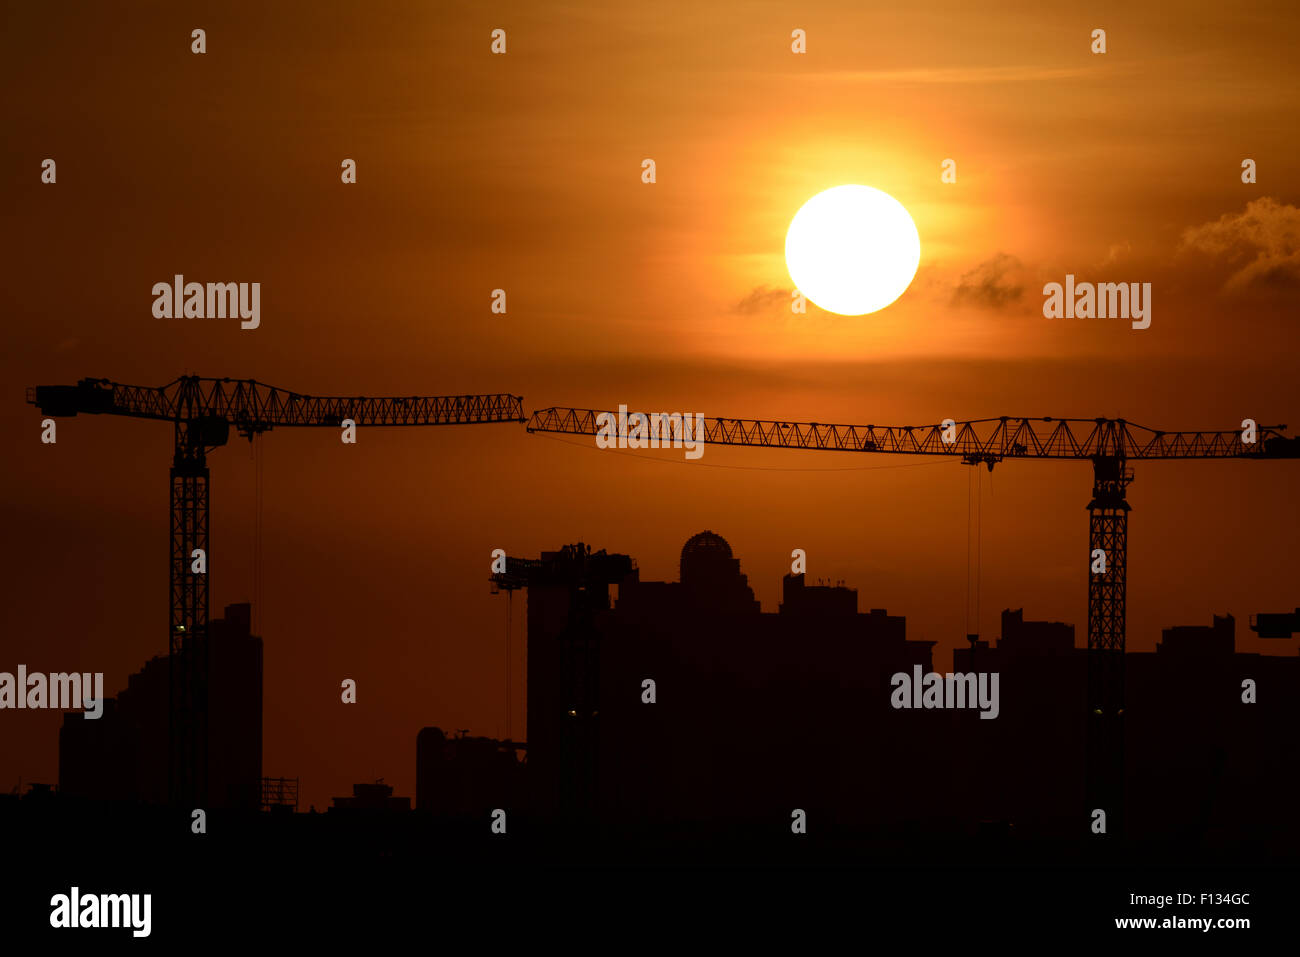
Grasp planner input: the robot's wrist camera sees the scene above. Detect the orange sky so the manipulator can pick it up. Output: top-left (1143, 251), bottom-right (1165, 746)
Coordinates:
top-left (2, 0), bottom-right (1298, 809)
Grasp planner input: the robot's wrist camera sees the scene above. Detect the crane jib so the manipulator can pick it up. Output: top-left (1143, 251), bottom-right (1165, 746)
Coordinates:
top-left (524, 407), bottom-right (1299, 462)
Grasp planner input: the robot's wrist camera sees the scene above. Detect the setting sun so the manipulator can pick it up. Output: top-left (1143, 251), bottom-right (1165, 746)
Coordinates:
top-left (784, 185), bottom-right (921, 316)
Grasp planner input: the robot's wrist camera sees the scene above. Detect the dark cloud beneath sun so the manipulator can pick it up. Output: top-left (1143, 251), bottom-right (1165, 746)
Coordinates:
top-left (949, 253), bottom-right (1026, 310)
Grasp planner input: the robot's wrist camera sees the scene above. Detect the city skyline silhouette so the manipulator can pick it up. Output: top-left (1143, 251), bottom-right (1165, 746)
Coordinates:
top-left (4, 0), bottom-right (1299, 941)
top-left (6, 455), bottom-right (1299, 813)
top-left (14, 525), bottom-right (1293, 853)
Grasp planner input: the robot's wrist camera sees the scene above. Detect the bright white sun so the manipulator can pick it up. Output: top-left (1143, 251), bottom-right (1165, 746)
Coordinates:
top-left (785, 184), bottom-right (921, 316)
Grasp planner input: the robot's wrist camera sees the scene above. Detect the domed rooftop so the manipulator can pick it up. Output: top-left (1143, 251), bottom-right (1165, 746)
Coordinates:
top-left (678, 531), bottom-right (758, 611)
top-left (681, 530), bottom-right (732, 562)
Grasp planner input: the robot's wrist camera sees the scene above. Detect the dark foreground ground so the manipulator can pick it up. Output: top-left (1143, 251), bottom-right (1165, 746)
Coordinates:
top-left (1, 797), bottom-right (1294, 944)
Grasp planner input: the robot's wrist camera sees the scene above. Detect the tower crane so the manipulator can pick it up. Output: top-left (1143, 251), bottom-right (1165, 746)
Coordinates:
top-left (525, 407), bottom-right (1300, 829)
top-left (29, 376), bottom-right (526, 808)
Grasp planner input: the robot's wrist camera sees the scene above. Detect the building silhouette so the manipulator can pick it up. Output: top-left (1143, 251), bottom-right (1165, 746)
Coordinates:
top-left (516, 532), bottom-right (936, 833)
top-left (59, 602), bottom-right (262, 809)
top-left (1158, 613), bottom-right (1235, 656)
top-left (330, 779), bottom-right (410, 813)
top-left (950, 607), bottom-right (1087, 836)
top-left (948, 608), bottom-right (1300, 843)
top-left (415, 727), bottom-right (524, 816)
top-left (500, 534), bottom-right (1300, 848)
top-left (32, 535), bottom-right (1300, 857)
top-left (678, 530), bottom-right (762, 614)
top-left (1127, 613), bottom-right (1299, 845)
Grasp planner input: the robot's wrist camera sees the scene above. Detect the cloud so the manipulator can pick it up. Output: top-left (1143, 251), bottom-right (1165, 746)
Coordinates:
top-left (797, 65), bottom-right (1107, 86)
top-left (1099, 241), bottom-right (1132, 267)
top-left (949, 253), bottom-right (1025, 309)
top-left (733, 285), bottom-right (791, 314)
top-left (1179, 197), bottom-right (1300, 294)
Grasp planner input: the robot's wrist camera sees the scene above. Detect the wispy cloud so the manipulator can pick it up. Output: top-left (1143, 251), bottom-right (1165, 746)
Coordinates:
top-left (733, 284), bottom-right (791, 314)
top-left (1180, 197), bottom-right (1300, 294)
top-left (1099, 241), bottom-right (1132, 268)
top-left (791, 65), bottom-right (1105, 85)
top-left (950, 253), bottom-right (1025, 309)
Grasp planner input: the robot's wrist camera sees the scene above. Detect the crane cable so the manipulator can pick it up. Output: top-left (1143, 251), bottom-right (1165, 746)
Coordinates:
top-left (254, 439), bottom-right (264, 634)
top-left (966, 466), bottom-right (984, 640)
top-left (976, 468), bottom-right (983, 640)
top-left (505, 590), bottom-right (513, 740)
top-left (966, 468), bottom-right (973, 638)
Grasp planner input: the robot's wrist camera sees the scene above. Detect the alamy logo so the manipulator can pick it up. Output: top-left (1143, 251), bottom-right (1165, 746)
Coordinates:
top-left (0, 666), bottom-right (103, 718)
top-left (1042, 274), bottom-right (1151, 329)
top-left (595, 404), bottom-right (705, 460)
top-left (49, 887), bottom-right (151, 937)
top-left (152, 275), bottom-right (260, 329)
top-left (890, 665), bottom-right (1000, 719)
